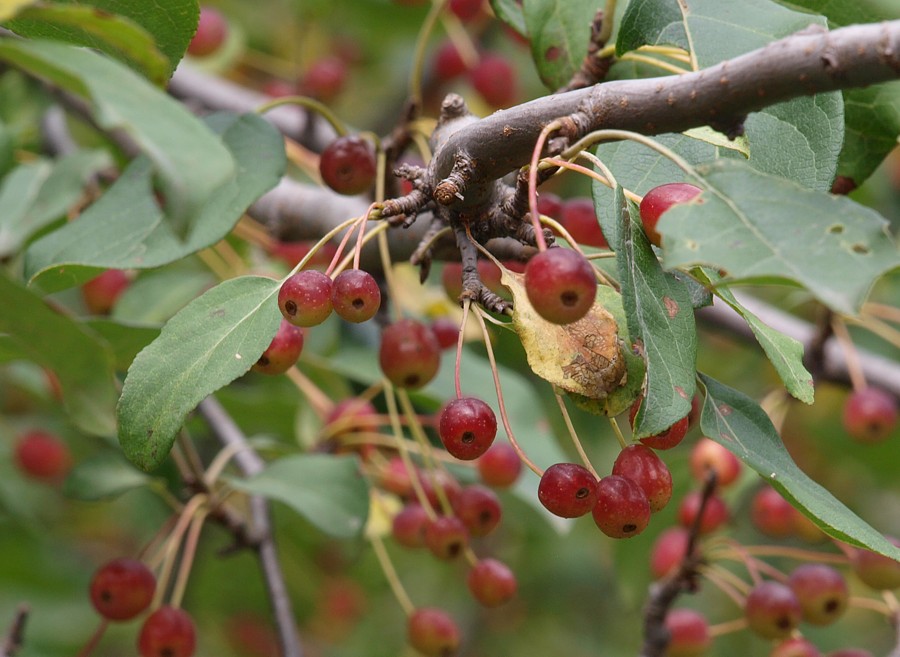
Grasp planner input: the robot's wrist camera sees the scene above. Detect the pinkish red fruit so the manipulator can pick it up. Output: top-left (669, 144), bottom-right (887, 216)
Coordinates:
top-left (638, 183), bottom-right (702, 247)
top-left (664, 608), bottom-right (711, 657)
top-left (842, 387), bottom-right (898, 444)
top-left (650, 527), bottom-right (690, 579)
top-left (850, 539), bottom-right (900, 590)
top-left (187, 7), bottom-right (228, 57)
top-left (524, 248), bottom-right (597, 325)
top-left (14, 430), bottom-right (72, 480)
top-left (476, 443), bottom-right (522, 488)
top-left (689, 437), bottom-right (742, 487)
top-left (81, 269), bottom-right (131, 315)
top-left (469, 54), bottom-right (517, 108)
top-left (467, 558), bottom-right (517, 607)
top-left (90, 558), bottom-right (156, 621)
top-left (378, 319), bottom-right (441, 389)
top-left (744, 581), bottom-right (802, 640)
top-left (138, 606), bottom-right (196, 657)
top-left (538, 462), bottom-right (598, 518)
top-left (612, 444), bottom-right (673, 513)
top-left (252, 320), bottom-right (304, 375)
top-left (438, 397), bottom-right (497, 460)
top-left (592, 474), bottom-right (651, 538)
top-left (407, 608), bottom-right (459, 657)
top-left (278, 270), bottom-right (334, 327)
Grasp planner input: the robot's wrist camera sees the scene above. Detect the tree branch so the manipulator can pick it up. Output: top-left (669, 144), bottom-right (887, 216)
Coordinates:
top-left (429, 21), bottom-right (900, 206)
top-left (0, 605), bottom-right (28, 657)
top-left (197, 397), bottom-right (303, 657)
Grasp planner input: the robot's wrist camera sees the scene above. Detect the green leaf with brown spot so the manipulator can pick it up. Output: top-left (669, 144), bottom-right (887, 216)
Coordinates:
top-left (523, 0), bottom-right (597, 89)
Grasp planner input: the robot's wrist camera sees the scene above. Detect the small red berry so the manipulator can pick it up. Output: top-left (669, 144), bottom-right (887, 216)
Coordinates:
top-left (379, 319), bottom-right (442, 389)
top-left (751, 486), bottom-right (797, 538)
top-left (771, 638), bottom-right (822, 657)
top-left (81, 269), bottom-right (131, 315)
top-left (138, 606), bottom-right (196, 657)
top-left (299, 56), bottom-right (347, 101)
top-left (187, 6), bottom-right (228, 57)
top-left (392, 503), bottom-right (430, 549)
top-left (424, 515), bottom-right (468, 560)
top-left (787, 563), bottom-right (849, 626)
top-left (408, 608), bottom-right (459, 657)
top-left (650, 527), bottom-right (690, 579)
top-left (469, 54), bottom-right (517, 108)
top-left (639, 183), bottom-right (702, 247)
top-left (319, 135), bottom-right (377, 196)
top-left (677, 490), bottom-right (729, 534)
top-left (451, 484), bottom-right (501, 537)
top-left (467, 558), bottom-right (517, 607)
top-left (842, 387), bottom-right (898, 443)
top-left (744, 581), bottom-right (803, 640)
top-left (689, 437), bottom-right (742, 487)
top-left (449, 0), bottom-right (483, 21)
top-left (850, 539), bottom-right (900, 590)
top-left (476, 442), bottom-right (522, 488)
top-left (560, 197), bottom-right (607, 248)
top-left (536, 192), bottom-right (563, 220)
top-left (278, 270), bottom-right (334, 327)
top-left (592, 474), bottom-right (652, 538)
top-left (612, 444), bottom-right (673, 513)
top-left (430, 317), bottom-right (460, 350)
top-left (538, 462), bottom-right (598, 518)
top-left (433, 41), bottom-right (470, 80)
top-left (664, 608), bottom-right (711, 657)
top-left (438, 397), bottom-right (497, 460)
top-left (330, 269), bottom-right (381, 323)
top-left (14, 430), bottom-right (71, 480)
top-left (90, 558), bottom-right (156, 621)
top-left (252, 320), bottom-right (304, 375)
top-left (524, 248), bottom-right (597, 325)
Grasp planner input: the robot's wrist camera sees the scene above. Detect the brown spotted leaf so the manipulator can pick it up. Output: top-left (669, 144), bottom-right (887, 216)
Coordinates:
top-left (501, 266), bottom-right (626, 399)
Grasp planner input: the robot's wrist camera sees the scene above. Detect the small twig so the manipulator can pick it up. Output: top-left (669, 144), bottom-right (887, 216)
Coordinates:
top-left (0, 605), bottom-right (29, 657)
top-left (197, 397), bottom-right (303, 657)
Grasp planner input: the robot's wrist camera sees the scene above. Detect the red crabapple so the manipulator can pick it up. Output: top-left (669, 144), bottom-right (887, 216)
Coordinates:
top-left (538, 462), bottom-right (598, 518)
top-left (408, 608), bottom-right (459, 657)
top-left (90, 558), bottom-right (156, 621)
top-left (251, 320), bottom-right (304, 375)
top-left (842, 387), bottom-right (898, 443)
top-left (187, 7), bottom-right (228, 57)
top-left (14, 430), bottom-right (72, 480)
top-left (467, 558), bottom-right (517, 607)
top-left (524, 248), bottom-right (597, 325)
top-left (638, 183), bottom-right (702, 247)
top-left (378, 319), bottom-right (441, 389)
top-left (138, 606), bottom-right (196, 657)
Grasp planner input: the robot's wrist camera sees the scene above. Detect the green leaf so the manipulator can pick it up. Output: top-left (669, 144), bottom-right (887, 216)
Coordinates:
top-left (112, 268), bottom-right (218, 324)
top-left (63, 451), bottom-right (152, 500)
top-left (83, 318), bottom-right (161, 371)
top-left (227, 454), bottom-right (369, 539)
top-left (6, 3), bottom-right (171, 85)
top-left (490, 0), bottom-right (527, 36)
top-left (0, 0), bottom-right (37, 21)
top-left (0, 39), bottom-right (234, 235)
top-left (772, 0), bottom-right (898, 26)
top-left (616, 189), bottom-right (696, 437)
top-left (26, 112), bottom-right (284, 292)
top-left (117, 276), bottom-right (282, 471)
top-left (0, 273), bottom-right (117, 436)
top-left (693, 269), bottom-right (814, 404)
top-left (522, 0), bottom-right (597, 89)
top-left (699, 373), bottom-right (900, 561)
top-left (614, 0), bottom-right (842, 191)
top-left (0, 150), bottom-right (112, 257)
top-left (659, 159), bottom-right (900, 314)
top-left (838, 82), bottom-right (900, 184)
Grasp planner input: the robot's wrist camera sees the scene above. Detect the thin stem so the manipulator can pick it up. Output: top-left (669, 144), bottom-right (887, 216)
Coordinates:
top-left (398, 390), bottom-right (453, 515)
top-left (863, 302), bottom-right (900, 325)
top-left (383, 383), bottom-right (437, 518)
top-left (255, 95), bottom-right (348, 136)
top-left (332, 221), bottom-right (390, 277)
top-left (152, 494), bottom-right (209, 609)
top-left (454, 300), bottom-right (471, 399)
top-left (370, 532), bottom-right (415, 616)
top-left (169, 509), bottom-right (210, 609)
top-left (285, 366), bottom-right (334, 419)
top-left (325, 214), bottom-right (367, 277)
top-left (598, 0), bottom-right (617, 44)
top-left (700, 567), bottom-right (748, 609)
top-left (562, 130), bottom-right (701, 183)
top-left (619, 52), bottom-right (690, 75)
top-left (706, 540), bottom-right (849, 565)
top-left (554, 393), bottom-right (599, 478)
top-left (409, 0), bottom-right (449, 106)
top-left (706, 618), bottom-right (748, 637)
top-left (473, 307), bottom-right (543, 476)
top-left (850, 314), bottom-right (900, 351)
top-left (608, 416), bottom-right (629, 449)
top-left (849, 596), bottom-right (892, 615)
top-left (831, 317), bottom-right (867, 391)
top-left (74, 620), bottom-right (108, 657)
top-left (528, 120), bottom-right (563, 251)
top-left (204, 442), bottom-right (247, 486)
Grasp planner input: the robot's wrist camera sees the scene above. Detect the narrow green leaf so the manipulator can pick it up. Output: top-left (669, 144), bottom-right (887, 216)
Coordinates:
top-left (490, 0), bottom-right (527, 36)
top-left (693, 269), bottom-right (814, 404)
top-left (659, 159), bottom-right (900, 314)
top-left (0, 273), bottom-right (117, 436)
top-left (616, 188), bottom-right (696, 437)
top-left (0, 150), bottom-right (111, 257)
top-left (26, 112), bottom-right (284, 292)
top-left (700, 373), bottom-right (900, 561)
top-left (227, 454), bottom-right (370, 539)
top-left (773, 0), bottom-right (897, 26)
top-left (0, 39), bottom-right (234, 235)
top-left (523, 0), bottom-right (597, 89)
top-left (117, 276), bottom-right (282, 471)
top-left (6, 4), bottom-right (171, 85)
top-left (63, 451), bottom-right (152, 500)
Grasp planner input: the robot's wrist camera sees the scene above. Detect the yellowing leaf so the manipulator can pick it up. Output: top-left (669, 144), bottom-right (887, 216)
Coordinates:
top-left (502, 267), bottom-right (626, 399)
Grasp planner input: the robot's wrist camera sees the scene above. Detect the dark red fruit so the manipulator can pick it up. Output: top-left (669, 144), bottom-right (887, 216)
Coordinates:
top-left (560, 197), bottom-right (607, 248)
top-left (433, 41), bottom-right (470, 81)
top-left (278, 270), bottom-right (333, 327)
top-left (850, 538), bottom-right (900, 590)
top-left (771, 638), bottom-right (822, 657)
top-left (392, 503), bottom-right (430, 549)
top-left (592, 475), bottom-right (652, 538)
top-left (81, 269), bottom-right (131, 314)
top-left (90, 558), bottom-right (156, 621)
top-left (419, 469), bottom-right (462, 510)
top-left (842, 387), bottom-right (898, 444)
top-left (787, 563), bottom-right (848, 626)
top-left (449, 0), bottom-right (483, 21)
top-left (630, 399), bottom-right (690, 450)
top-left (650, 527), bottom-right (690, 579)
top-left (269, 240), bottom-right (337, 269)
top-left (408, 608), bottom-right (459, 657)
top-left (469, 54), bottom-right (517, 108)
top-left (379, 456), bottom-right (416, 498)
top-left (467, 558), bottom-right (516, 607)
top-left (252, 320), bottom-right (304, 375)
top-left (378, 319), bottom-right (441, 389)
top-left (138, 606), bottom-right (196, 657)
top-left (476, 443), bottom-right (522, 488)
top-left (538, 462), bottom-right (598, 518)
top-left (423, 515), bottom-right (468, 560)
top-left (744, 581), bottom-right (803, 640)
top-left (612, 444), bottom-right (673, 512)
top-left (677, 490), bottom-right (729, 534)
top-left (524, 248), bottom-right (597, 325)
top-left (536, 192), bottom-right (563, 220)
top-left (430, 317), bottom-right (460, 350)
top-left (319, 135), bottom-right (376, 196)
top-left (664, 608), bottom-right (711, 657)
top-left (330, 269), bottom-right (381, 323)
top-left (187, 6), bottom-right (228, 57)
top-left (438, 397), bottom-right (497, 460)
top-left (299, 56), bottom-right (347, 101)
top-left (751, 486), bottom-right (797, 538)
top-left (451, 484), bottom-right (501, 537)
top-left (639, 183), bottom-right (702, 246)
top-left (689, 437), bottom-right (742, 487)
top-left (14, 430), bottom-right (71, 480)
